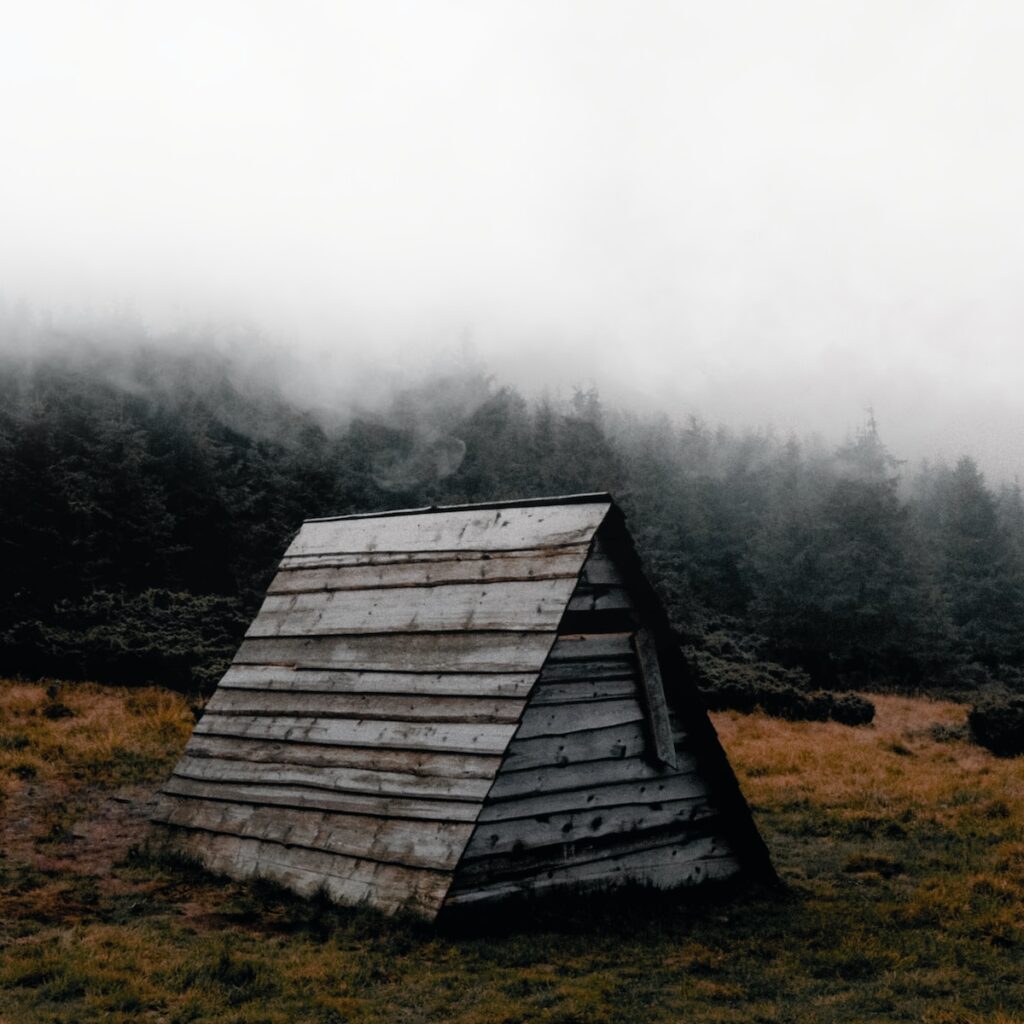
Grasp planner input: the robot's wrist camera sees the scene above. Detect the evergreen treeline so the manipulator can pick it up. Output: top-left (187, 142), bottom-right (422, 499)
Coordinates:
top-left (2, 341), bottom-right (1023, 696)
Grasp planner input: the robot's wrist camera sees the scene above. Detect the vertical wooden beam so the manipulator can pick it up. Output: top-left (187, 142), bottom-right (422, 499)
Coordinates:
top-left (632, 627), bottom-right (678, 770)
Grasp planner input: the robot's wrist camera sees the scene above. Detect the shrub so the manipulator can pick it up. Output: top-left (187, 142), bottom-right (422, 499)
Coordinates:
top-left (686, 645), bottom-right (875, 726)
top-left (968, 696), bottom-right (1024, 757)
top-left (831, 693), bottom-right (876, 726)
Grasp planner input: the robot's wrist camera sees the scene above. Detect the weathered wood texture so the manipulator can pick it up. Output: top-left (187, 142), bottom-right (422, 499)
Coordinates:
top-left (286, 503), bottom-right (611, 557)
top-left (444, 542), bottom-right (742, 909)
top-left (158, 497), bottom-right (762, 920)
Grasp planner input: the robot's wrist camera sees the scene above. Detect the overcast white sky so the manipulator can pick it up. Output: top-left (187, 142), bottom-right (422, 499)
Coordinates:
top-left (3, 1), bottom-right (1024, 476)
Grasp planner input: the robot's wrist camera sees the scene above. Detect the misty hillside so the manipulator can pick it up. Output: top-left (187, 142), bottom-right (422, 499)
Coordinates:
top-left (2, 340), bottom-right (1023, 697)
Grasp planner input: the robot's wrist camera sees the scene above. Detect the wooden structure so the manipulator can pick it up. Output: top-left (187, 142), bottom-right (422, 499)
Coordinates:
top-left (155, 494), bottom-right (772, 919)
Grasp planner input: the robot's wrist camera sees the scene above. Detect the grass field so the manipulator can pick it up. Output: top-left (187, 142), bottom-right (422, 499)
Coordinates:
top-left (1, 680), bottom-right (1021, 1023)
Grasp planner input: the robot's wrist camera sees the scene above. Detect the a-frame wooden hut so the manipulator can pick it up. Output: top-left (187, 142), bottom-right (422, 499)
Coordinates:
top-left (155, 494), bottom-right (773, 919)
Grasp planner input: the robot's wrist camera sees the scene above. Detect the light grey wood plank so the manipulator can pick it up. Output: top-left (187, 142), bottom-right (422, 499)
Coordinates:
top-left (567, 588), bottom-right (633, 613)
top-left (465, 797), bottom-right (716, 857)
top-left (634, 628), bottom-right (678, 769)
top-left (477, 772), bottom-right (711, 822)
top-left (218, 666), bottom-right (536, 698)
top-left (500, 722), bottom-right (649, 772)
top-left (172, 755), bottom-right (494, 801)
top-left (166, 831), bottom-right (451, 919)
top-left (203, 688), bottom-right (526, 724)
top-left (269, 549), bottom-right (587, 593)
top-left (516, 698), bottom-right (644, 739)
top-left (453, 828), bottom-right (735, 885)
top-left (245, 579), bottom-right (577, 638)
top-left (486, 753), bottom-right (700, 801)
top-left (183, 735), bottom-right (501, 778)
top-left (161, 776), bottom-right (482, 822)
top-left (159, 796), bottom-right (474, 870)
top-left (286, 503), bottom-right (610, 557)
top-left (234, 631), bottom-right (556, 674)
top-left (193, 712), bottom-right (516, 755)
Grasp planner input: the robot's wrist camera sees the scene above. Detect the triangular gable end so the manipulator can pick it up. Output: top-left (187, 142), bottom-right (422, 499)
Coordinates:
top-left (442, 509), bottom-right (774, 912)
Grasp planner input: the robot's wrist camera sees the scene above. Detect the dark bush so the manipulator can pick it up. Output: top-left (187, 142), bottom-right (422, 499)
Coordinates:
top-left (831, 693), bottom-right (876, 726)
top-left (42, 701), bottom-right (74, 720)
top-left (968, 696), bottom-right (1024, 757)
top-left (687, 646), bottom-right (875, 726)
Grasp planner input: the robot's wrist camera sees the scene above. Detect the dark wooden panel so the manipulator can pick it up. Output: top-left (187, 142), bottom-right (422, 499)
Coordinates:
top-left (487, 752), bottom-right (699, 801)
top-left (634, 628), bottom-right (679, 769)
top-left (465, 797), bottom-right (716, 858)
top-left (161, 776), bottom-right (482, 822)
top-left (546, 633), bottom-right (635, 662)
top-left (477, 772), bottom-right (710, 822)
top-left (516, 699), bottom-right (644, 739)
top-left (499, 722), bottom-right (649, 772)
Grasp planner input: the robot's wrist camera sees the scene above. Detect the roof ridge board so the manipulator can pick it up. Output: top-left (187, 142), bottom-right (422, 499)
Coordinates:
top-left (303, 493), bottom-right (614, 524)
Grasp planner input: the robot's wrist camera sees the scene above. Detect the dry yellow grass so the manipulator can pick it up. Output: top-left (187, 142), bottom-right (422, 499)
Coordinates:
top-left (0, 680), bottom-right (194, 800)
top-left (1, 682), bottom-right (1022, 1023)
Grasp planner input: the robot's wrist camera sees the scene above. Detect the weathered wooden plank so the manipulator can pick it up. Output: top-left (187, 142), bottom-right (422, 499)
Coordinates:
top-left (269, 549), bottom-right (587, 593)
top-left (477, 772), bottom-right (710, 822)
top-left (279, 546), bottom-right (590, 570)
top-left (167, 831), bottom-right (451, 919)
top-left (546, 633), bottom-right (635, 662)
top-left (218, 666), bottom-right (536, 698)
top-left (444, 851), bottom-right (741, 908)
top-left (487, 751), bottom-right (700, 800)
top-left (234, 632), bottom-right (555, 674)
top-left (452, 828), bottom-right (733, 885)
top-left (246, 579), bottom-right (577, 638)
top-left (286, 503), bottom-right (610, 557)
top-left (536, 660), bottom-right (635, 683)
top-left (158, 796), bottom-right (474, 870)
top-left (204, 688), bottom-right (526, 724)
top-left (516, 699), bottom-right (644, 739)
top-left (161, 776), bottom-right (482, 822)
top-left (634, 628), bottom-right (678, 769)
top-left (529, 677), bottom-right (638, 704)
top-left (500, 722), bottom-right (649, 773)
top-left (183, 735), bottom-right (501, 778)
top-left (567, 587), bottom-right (633, 613)
top-left (465, 797), bottom-right (716, 857)
top-left (172, 755), bottom-right (494, 801)
top-left (580, 553), bottom-right (626, 586)
top-left (193, 713), bottom-right (516, 755)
